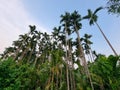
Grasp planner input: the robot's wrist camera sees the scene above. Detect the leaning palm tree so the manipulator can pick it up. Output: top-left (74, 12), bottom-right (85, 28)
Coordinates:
top-left (83, 7), bottom-right (118, 56)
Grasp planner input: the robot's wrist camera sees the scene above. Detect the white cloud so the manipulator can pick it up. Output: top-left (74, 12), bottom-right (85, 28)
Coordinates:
top-left (0, 0), bottom-right (49, 53)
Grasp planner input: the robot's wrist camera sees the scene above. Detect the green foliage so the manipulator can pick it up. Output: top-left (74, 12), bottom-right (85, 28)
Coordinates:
top-left (83, 7), bottom-right (103, 25)
top-left (107, 0), bottom-right (120, 15)
top-left (0, 58), bottom-right (40, 90)
top-left (90, 55), bottom-right (120, 90)
top-left (1, 42), bottom-right (120, 90)
top-left (0, 57), bottom-right (17, 89)
top-left (0, 9), bottom-right (120, 90)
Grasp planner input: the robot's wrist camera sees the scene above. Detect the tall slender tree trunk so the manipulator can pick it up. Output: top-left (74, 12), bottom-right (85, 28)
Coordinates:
top-left (27, 48), bottom-right (34, 63)
top-left (60, 65), bottom-right (63, 89)
top-left (75, 25), bottom-right (87, 71)
top-left (90, 48), bottom-right (95, 62)
top-left (74, 24), bottom-right (94, 90)
top-left (68, 40), bottom-right (75, 90)
top-left (34, 56), bottom-right (38, 66)
top-left (95, 22), bottom-right (118, 56)
top-left (69, 40), bottom-right (76, 90)
top-left (65, 24), bottom-right (70, 90)
top-left (19, 47), bottom-right (28, 61)
top-left (56, 72), bottom-right (59, 90)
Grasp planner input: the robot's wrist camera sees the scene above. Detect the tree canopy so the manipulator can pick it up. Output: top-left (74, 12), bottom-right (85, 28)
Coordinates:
top-left (107, 0), bottom-right (120, 15)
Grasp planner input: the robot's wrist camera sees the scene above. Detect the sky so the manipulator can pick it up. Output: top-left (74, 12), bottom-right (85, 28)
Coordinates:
top-left (0, 0), bottom-right (120, 56)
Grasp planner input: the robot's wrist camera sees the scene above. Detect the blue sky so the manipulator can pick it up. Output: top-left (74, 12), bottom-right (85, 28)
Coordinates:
top-left (0, 0), bottom-right (120, 56)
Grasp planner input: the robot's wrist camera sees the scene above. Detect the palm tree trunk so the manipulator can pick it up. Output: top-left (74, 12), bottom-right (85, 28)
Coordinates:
top-left (65, 24), bottom-right (70, 90)
top-left (69, 69), bottom-right (73, 90)
top-left (66, 64), bottom-right (70, 90)
top-left (75, 24), bottom-right (94, 90)
top-left (60, 65), bottom-right (63, 89)
top-left (19, 47), bottom-right (28, 60)
top-left (90, 48), bottom-right (95, 61)
top-left (56, 72), bottom-right (59, 90)
top-left (69, 41), bottom-right (76, 90)
top-left (75, 25), bottom-right (87, 71)
top-left (34, 56), bottom-right (38, 66)
top-left (95, 22), bottom-right (118, 56)
top-left (27, 48), bottom-right (34, 63)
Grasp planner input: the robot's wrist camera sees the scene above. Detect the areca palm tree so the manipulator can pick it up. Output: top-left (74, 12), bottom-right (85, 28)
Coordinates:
top-left (27, 36), bottom-right (37, 62)
top-left (71, 11), bottom-right (94, 90)
top-left (81, 34), bottom-right (94, 62)
top-left (60, 12), bottom-right (71, 90)
top-left (71, 11), bottom-right (86, 65)
top-left (83, 7), bottom-right (118, 56)
top-left (13, 25), bottom-right (37, 60)
top-left (18, 26), bottom-right (38, 62)
top-left (33, 31), bottom-right (43, 66)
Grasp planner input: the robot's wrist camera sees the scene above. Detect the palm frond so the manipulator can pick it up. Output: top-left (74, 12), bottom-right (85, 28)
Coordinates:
top-left (88, 9), bottom-right (93, 16)
top-left (82, 9), bottom-right (92, 20)
top-left (89, 20), bottom-right (94, 25)
top-left (82, 15), bottom-right (90, 19)
top-left (94, 7), bottom-right (103, 15)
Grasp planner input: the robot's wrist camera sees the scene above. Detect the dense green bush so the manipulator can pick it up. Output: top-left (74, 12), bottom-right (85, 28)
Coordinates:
top-left (0, 55), bottom-right (120, 90)
top-left (0, 58), bottom-right (40, 90)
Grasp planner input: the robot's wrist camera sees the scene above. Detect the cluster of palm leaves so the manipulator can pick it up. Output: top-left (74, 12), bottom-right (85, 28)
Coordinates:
top-left (107, 0), bottom-right (120, 15)
top-left (0, 7), bottom-right (119, 90)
